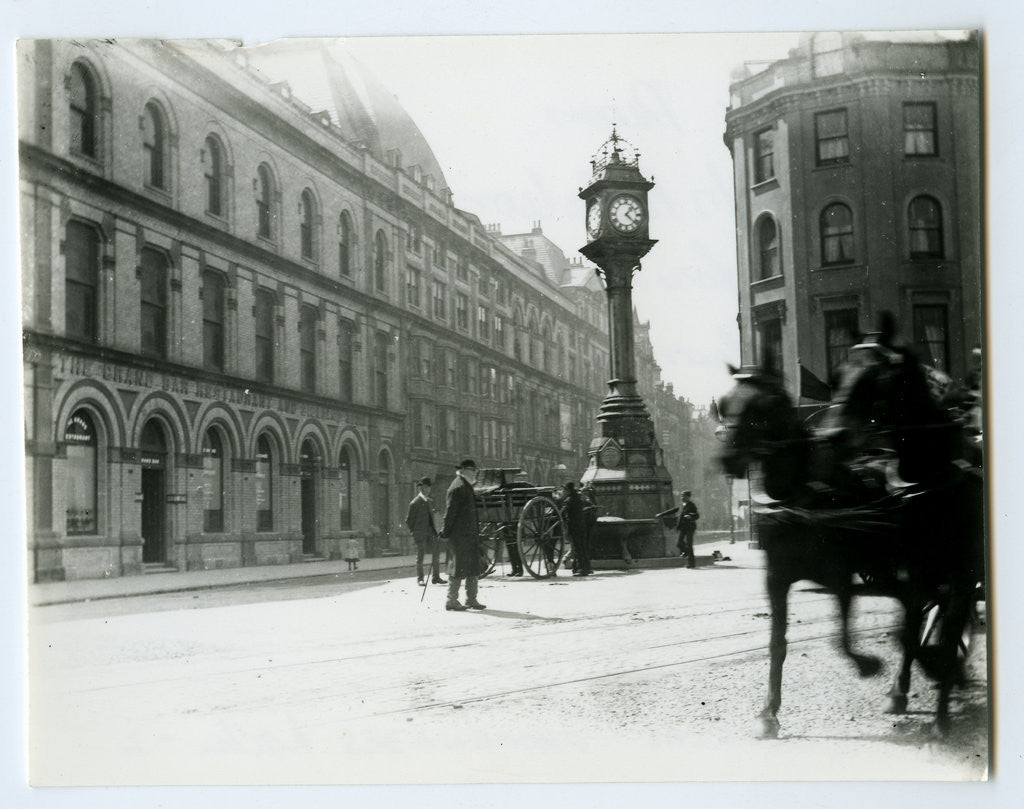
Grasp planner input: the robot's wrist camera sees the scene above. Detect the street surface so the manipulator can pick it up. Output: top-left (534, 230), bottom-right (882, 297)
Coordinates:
top-left (28, 542), bottom-right (989, 785)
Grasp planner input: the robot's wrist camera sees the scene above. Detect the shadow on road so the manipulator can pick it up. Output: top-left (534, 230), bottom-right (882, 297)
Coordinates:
top-left (462, 609), bottom-right (562, 622)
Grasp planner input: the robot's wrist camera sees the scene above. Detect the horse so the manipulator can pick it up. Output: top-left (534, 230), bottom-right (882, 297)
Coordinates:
top-left (716, 346), bottom-right (984, 739)
top-left (825, 337), bottom-right (986, 729)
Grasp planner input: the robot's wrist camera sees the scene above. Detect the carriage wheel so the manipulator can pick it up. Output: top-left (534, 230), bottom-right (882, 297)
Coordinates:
top-left (476, 523), bottom-right (505, 578)
top-left (517, 496), bottom-right (566, 579)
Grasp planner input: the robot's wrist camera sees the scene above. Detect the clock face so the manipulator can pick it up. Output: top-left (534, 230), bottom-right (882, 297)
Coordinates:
top-left (609, 194), bottom-right (644, 233)
top-left (586, 200), bottom-right (603, 238)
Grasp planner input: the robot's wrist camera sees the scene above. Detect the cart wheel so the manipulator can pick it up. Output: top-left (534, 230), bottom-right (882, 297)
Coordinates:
top-left (517, 496), bottom-right (566, 579)
top-left (477, 523), bottom-right (505, 578)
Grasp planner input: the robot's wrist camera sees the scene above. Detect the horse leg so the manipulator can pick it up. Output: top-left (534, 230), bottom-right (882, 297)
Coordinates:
top-left (930, 589), bottom-right (973, 738)
top-left (837, 582), bottom-right (882, 677)
top-left (885, 594), bottom-right (923, 716)
top-left (758, 573), bottom-right (789, 740)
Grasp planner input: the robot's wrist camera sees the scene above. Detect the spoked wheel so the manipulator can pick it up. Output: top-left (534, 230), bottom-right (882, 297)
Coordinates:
top-left (517, 496), bottom-right (566, 579)
top-left (477, 523), bottom-right (505, 578)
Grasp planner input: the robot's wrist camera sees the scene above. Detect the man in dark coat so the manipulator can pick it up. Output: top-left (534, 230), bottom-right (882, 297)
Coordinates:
top-left (563, 482), bottom-right (593, 577)
top-left (440, 459), bottom-right (486, 611)
top-left (405, 477), bottom-right (445, 586)
top-left (675, 490), bottom-right (700, 568)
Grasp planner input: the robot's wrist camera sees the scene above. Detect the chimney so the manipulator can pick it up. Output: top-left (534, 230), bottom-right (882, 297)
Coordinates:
top-left (531, 220), bottom-right (543, 234)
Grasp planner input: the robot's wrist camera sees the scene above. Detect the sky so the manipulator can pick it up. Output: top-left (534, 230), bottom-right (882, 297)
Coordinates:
top-left (340, 33), bottom-right (804, 406)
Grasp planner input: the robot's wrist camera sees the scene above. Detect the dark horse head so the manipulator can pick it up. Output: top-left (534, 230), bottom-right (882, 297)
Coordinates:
top-left (716, 365), bottom-right (810, 501)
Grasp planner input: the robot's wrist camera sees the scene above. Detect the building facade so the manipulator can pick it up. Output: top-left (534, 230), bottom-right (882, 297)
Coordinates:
top-left (19, 39), bottom-right (617, 582)
top-left (723, 32), bottom-right (982, 400)
top-left (634, 317), bottom-right (730, 531)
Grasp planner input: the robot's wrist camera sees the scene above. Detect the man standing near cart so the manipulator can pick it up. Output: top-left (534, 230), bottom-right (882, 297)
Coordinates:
top-left (563, 482), bottom-right (593, 577)
top-left (406, 477), bottom-right (446, 586)
top-left (675, 490), bottom-right (700, 568)
top-left (439, 459), bottom-right (487, 611)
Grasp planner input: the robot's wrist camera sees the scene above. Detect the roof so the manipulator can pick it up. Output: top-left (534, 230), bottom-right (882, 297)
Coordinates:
top-left (242, 38), bottom-right (450, 193)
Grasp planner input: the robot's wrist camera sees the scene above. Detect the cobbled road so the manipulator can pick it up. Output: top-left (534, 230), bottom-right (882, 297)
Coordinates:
top-left (29, 545), bottom-right (989, 785)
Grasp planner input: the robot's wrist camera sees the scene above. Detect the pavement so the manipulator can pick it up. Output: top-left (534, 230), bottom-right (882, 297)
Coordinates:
top-left (28, 530), bottom-right (759, 607)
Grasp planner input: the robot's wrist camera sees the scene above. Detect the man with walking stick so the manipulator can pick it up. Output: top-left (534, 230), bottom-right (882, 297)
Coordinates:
top-left (406, 477), bottom-right (446, 587)
top-left (439, 459), bottom-right (487, 611)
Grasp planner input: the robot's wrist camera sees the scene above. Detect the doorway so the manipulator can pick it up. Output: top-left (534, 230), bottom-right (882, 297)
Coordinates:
top-left (300, 477), bottom-right (316, 554)
top-left (299, 438), bottom-right (319, 555)
top-left (140, 420), bottom-right (168, 564)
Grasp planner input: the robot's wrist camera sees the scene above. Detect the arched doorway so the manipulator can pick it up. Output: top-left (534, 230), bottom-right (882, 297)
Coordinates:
top-left (139, 419), bottom-right (168, 563)
top-left (299, 438), bottom-right (320, 555)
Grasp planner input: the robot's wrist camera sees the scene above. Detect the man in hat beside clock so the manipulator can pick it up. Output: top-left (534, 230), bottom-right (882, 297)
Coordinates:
top-left (405, 477), bottom-right (446, 586)
top-left (439, 459), bottom-right (486, 611)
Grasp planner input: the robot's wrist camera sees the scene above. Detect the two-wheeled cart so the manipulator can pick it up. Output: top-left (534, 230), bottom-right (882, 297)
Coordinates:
top-left (473, 468), bottom-right (567, 579)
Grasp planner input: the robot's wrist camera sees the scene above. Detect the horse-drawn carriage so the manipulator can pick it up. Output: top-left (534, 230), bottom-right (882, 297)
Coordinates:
top-left (715, 323), bottom-right (986, 739)
top-left (472, 468), bottom-right (568, 578)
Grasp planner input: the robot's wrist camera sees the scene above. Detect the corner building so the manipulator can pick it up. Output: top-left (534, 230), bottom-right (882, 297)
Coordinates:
top-left (19, 39), bottom-right (611, 582)
top-left (724, 32), bottom-right (981, 398)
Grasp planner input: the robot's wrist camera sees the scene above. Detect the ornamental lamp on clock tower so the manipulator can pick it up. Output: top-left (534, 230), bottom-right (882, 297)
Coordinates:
top-left (578, 126), bottom-right (675, 561)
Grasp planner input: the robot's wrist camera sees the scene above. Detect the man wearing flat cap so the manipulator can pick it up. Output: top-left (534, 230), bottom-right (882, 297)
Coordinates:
top-left (406, 477), bottom-right (445, 586)
top-left (439, 459), bottom-right (486, 611)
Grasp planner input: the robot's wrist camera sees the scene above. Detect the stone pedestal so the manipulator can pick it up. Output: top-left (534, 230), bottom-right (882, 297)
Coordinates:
top-left (578, 239), bottom-right (674, 561)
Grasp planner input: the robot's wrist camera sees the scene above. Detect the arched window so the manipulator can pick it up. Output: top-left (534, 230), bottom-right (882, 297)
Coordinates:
top-left (374, 230), bottom-right (387, 291)
top-left (757, 216), bottom-right (779, 280)
top-left (820, 203), bottom-right (854, 266)
top-left (202, 271), bottom-right (226, 371)
top-left (202, 429), bottom-right (225, 532)
top-left (204, 135), bottom-right (224, 217)
top-left (254, 289), bottom-right (276, 383)
top-left (139, 247), bottom-right (168, 358)
top-left (338, 212), bottom-right (353, 277)
top-left (69, 62), bottom-right (97, 158)
top-left (257, 164), bottom-right (274, 239)
top-left (64, 410), bottom-right (97, 535)
top-left (300, 304), bottom-right (318, 393)
top-left (142, 102), bottom-right (166, 189)
top-left (255, 434), bottom-right (274, 532)
top-left (338, 447), bottom-right (353, 529)
top-left (300, 189), bottom-right (316, 260)
top-left (64, 221), bottom-right (99, 343)
top-left (908, 195), bottom-right (944, 259)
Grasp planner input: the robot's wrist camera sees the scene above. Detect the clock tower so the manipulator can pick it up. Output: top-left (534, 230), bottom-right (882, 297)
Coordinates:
top-left (578, 127), bottom-right (675, 557)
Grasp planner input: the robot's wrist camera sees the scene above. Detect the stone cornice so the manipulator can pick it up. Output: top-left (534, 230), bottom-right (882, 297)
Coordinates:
top-left (724, 72), bottom-right (979, 141)
top-left (23, 330), bottom-right (403, 424)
